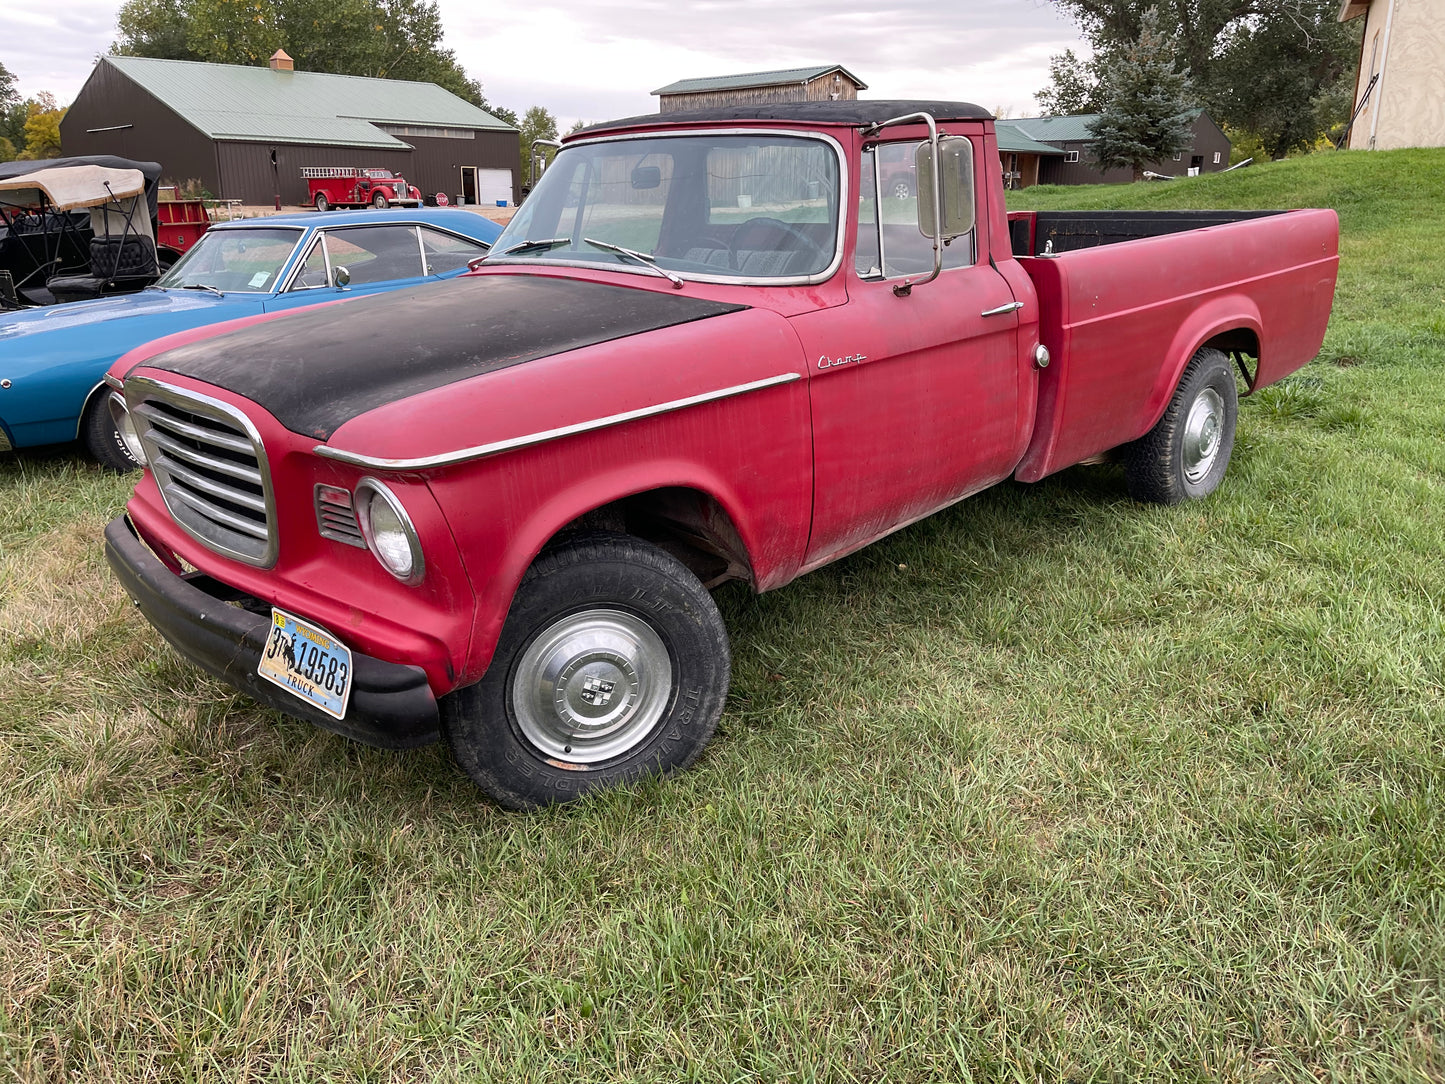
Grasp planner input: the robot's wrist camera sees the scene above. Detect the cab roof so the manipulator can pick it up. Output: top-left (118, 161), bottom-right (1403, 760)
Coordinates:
top-left (571, 100), bottom-right (993, 140)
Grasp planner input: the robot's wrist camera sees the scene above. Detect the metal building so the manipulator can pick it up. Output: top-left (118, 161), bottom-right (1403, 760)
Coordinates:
top-left (61, 54), bottom-right (521, 207)
top-left (1007, 111), bottom-right (1233, 184)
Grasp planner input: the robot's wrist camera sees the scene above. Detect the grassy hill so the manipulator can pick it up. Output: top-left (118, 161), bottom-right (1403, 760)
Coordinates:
top-left (0, 149), bottom-right (1441, 1080)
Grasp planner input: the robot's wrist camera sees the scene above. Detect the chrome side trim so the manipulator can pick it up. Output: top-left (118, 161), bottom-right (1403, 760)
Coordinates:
top-left (103, 372), bottom-right (124, 391)
top-left (314, 372), bottom-right (803, 471)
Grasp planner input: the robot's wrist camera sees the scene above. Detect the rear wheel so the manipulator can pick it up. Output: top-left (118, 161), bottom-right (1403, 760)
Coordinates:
top-left (314, 192), bottom-right (330, 212)
top-left (441, 532), bottom-right (730, 810)
top-left (1125, 347), bottom-right (1238, 503)
top-left (80, 391), bottom-right (141, 472)
top-left (371, 191), bottom-right (388, 209)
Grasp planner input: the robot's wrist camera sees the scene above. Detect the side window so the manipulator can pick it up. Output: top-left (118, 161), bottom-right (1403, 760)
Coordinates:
top-left (856, 140), bottom-right (976, 280)
top-left (320, 225), bottom-right (424, 285)
top-left (290, 237), bottom-right (331, 290)
top-left (855, 150), bottom-right (880, 277)
top-left (419, 226), bottom-right (490, 274)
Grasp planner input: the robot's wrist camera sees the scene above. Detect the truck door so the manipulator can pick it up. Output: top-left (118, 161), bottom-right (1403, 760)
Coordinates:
top-left (791, 136), bottom-right (1023, 570)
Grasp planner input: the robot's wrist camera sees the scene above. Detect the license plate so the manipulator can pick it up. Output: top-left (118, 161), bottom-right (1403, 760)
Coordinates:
top-left (257, 608), bottom-right (353, 720)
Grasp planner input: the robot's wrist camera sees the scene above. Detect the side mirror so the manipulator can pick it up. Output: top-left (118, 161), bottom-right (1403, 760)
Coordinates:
top-left (331, 265), bottom-right (350, 288)
top-left (631, 165), bottom-right (662, 190)
top-left (915, 136), bottom-right (975, 241)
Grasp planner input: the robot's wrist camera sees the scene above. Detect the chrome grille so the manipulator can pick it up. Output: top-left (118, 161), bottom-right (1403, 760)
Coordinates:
top-left (128, 379), bottom-right (277, 567)
top-left (315, 485), bottom-right (365, 548)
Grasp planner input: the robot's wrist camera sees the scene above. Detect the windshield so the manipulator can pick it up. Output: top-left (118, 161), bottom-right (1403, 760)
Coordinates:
top-left (154, 227), bottom-right (302, 293)
top-left (491, 133), bottom-right (840, 281)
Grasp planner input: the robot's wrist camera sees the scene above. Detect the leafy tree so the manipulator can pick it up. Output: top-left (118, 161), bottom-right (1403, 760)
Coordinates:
top-left (19, 100), bottom-right (66, 160)
top-left (1035, 48), bottom-right (1107, 114)
top-left (1042, 0), bottom-right (1359, 153)
top-left (0, 60), bottom-right (25, 154)
top-left (112, 0), bottom-right (506, 113)
top-left (0, 137), bottom-right (15, 164)
top-left (1090, 11), bottom-right (1194, 181)
top-left (517, 105), bottom-right (557, 186)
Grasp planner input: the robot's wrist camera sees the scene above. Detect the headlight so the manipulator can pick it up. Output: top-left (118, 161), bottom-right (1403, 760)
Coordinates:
top-left (355, 478), bottom-right (425, 584)
top-left (108, 392), bottom-right (148, 467)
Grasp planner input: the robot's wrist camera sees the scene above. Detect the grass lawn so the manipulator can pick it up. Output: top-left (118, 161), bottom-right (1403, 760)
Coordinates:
top-left (1, 148), bottom-right (1442, 1081)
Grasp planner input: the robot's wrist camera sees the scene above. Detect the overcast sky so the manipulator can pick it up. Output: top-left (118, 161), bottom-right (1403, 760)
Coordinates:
top-left (7, 0), bottom-right (1086, 125)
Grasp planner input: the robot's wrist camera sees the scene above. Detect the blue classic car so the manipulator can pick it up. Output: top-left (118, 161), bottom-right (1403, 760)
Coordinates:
top-left (0, 207), bottom-right (501, 468)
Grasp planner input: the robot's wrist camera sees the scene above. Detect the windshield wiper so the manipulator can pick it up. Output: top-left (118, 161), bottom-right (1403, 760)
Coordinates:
top-left (501, 237), bottom-right (572, 256)
top-left (582, 238), bottom-right (684, 288)
top-left (179, 283), bottom-right (224, 297)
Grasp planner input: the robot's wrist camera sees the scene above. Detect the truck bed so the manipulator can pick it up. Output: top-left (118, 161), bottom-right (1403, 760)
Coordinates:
top-left (1011, 208), bottom-right (1340, 482)
top-left (1007, 209), bottom-right (1288, 257)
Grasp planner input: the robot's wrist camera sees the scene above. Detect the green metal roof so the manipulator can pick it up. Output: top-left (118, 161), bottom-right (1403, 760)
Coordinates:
top-left (103, 55), bottom-right (514, 149)
top-left (1006, 114), bottom-right (1102, 143)
top-left (1010, 109), bottom-right (1207, 145)
top-left (995, 123), bottom-right (1066, 156)
top-left (652, 65), bottom-right (867, 97)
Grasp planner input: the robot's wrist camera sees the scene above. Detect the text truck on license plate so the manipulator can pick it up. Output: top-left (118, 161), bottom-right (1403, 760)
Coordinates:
top-left (257, 608), bottom-right (353, 719)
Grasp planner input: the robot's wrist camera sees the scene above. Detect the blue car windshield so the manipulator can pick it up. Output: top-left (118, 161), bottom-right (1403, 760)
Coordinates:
top-left (154, 228), bottom-right (303, 293)
top-left (489, 133), bottom-right (841, 282)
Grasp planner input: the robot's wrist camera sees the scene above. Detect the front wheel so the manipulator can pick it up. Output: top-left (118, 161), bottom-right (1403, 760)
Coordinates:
top-left (1124, 346), bottom-right (1238, 503)
top-left (371, 191), bottom-right (388, 209)
top-left (442, 532), bottom-right (731, 810)
top-left (80, 391), bottom-right (141, 472)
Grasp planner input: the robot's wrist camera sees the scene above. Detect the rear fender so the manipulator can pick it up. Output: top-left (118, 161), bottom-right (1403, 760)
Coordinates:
top-left (1144, 294), bottom-right (1262, 435)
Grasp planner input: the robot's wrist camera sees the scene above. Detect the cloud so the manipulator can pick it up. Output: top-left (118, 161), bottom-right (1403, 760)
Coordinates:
top-left (4, 0), bottom-right (1083, 124)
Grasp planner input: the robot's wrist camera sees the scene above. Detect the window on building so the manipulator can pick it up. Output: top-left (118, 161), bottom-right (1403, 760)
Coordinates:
top-left (1214, 151), bottom-right (1222, 164)
top-left (1064, 150), bottom-right (1079, 164)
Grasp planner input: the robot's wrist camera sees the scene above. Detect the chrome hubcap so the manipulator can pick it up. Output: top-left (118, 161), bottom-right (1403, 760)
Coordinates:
top-left (512, 609), bottom-right (671, 764)
top-left (1182, 387), bottom-right (1225, 484)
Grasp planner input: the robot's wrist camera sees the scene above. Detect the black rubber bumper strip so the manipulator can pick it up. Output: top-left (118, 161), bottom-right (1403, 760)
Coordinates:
top-left (104, 514), bottom-right (440, 749)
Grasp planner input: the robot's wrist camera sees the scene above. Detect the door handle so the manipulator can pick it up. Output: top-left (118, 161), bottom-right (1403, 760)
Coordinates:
top-left (981, 301), bottom-right (1024, 317)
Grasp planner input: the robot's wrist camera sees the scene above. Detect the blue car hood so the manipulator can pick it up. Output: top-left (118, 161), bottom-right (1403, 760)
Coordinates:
top-left (0, 289), bottom-right (233, 343)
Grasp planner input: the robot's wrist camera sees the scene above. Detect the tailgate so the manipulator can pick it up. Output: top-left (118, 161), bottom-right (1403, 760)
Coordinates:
top-left (1013, 208), bottom-right (1339, 483)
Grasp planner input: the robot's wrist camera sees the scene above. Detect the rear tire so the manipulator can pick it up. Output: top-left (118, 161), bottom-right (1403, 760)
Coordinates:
top-left (1124, 347), bottom-right (1238, 504)
top-left (80, 391), bottom-right (141, 472)
top-left (441, 532), bottom-right (731, 810)
top-left (314, 192), bottom-right (329, 212)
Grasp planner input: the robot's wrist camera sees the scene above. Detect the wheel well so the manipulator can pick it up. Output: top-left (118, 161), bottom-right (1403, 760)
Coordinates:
top-left (1202, 327), bottom-right (1261, 392)
top-left (550, 487), bottom-right (754, 590)
top-left (75, 380), bottom-right (112, 440)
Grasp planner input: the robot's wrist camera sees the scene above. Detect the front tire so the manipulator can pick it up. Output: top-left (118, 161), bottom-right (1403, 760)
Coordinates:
top-left (371, 191), bottom-right (388, 209)
top-left (1124, 347), bottom-right (1238, 504)
top-left (80, 391), bottom-right (141, 472)
top-left (442, 532), bottom-right (731, 810)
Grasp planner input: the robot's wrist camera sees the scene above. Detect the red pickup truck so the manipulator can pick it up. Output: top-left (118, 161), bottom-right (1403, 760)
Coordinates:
top-left (104, 101), bottom-right (1338, 809)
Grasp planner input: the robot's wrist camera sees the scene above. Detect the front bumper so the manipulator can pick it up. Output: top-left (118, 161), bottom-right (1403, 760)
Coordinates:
top-left (104, 514), bottom-right (440, 749)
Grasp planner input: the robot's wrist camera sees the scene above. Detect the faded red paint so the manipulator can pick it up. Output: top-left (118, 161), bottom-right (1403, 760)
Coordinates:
top-left (115, 112), bottom-right (1339, 699)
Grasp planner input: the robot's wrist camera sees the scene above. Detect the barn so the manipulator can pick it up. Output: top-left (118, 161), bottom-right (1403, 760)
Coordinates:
top-left (60, 54), bottom-right (521, 208)
top-left (652, 65), bottom-right (867, 113)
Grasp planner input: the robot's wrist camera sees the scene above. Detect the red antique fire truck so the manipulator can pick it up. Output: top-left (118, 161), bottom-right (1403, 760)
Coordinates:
top-left (302, 167), bottom-right (422, 211)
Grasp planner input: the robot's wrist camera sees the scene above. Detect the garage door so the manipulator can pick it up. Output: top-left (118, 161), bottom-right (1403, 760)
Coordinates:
top-left (474, 169), bottom-right (513, 205)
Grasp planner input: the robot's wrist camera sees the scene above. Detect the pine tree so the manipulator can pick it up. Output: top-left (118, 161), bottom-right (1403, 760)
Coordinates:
top-left (1091, 10), bottom-right (1195, 182)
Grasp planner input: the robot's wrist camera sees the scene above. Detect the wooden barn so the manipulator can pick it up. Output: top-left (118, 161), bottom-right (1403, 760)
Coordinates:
top-left (61, 54), bottom-right (521, 207)
top-left (652, 65), bottom-right (867, 113)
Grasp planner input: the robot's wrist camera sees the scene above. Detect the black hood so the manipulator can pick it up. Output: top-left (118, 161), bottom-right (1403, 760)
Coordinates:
top-left (133, 275), bottom-right (748, 439)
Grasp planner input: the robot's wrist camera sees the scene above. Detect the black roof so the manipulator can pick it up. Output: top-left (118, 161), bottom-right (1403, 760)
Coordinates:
top-left (573, 100), bottom-right (993, 139)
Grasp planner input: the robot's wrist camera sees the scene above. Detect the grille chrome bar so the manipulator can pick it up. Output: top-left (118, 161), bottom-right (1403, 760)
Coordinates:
top-left (125, 377), bottom-right (278, 567)
top-left (144, 428), bottom-right (264, 485)
top-left (164, 484), bottom-right (272, 540)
